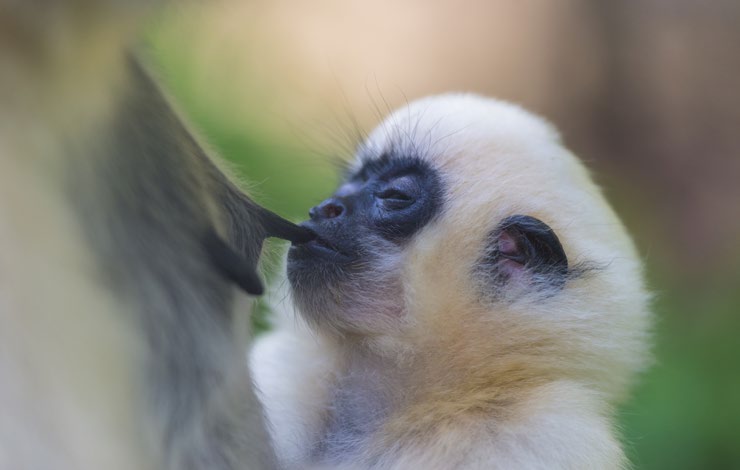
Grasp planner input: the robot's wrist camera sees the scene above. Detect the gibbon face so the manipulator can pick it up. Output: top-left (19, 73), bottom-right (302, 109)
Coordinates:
top-left (288, 94), bottom-right (649, 400)
top-left (288, 153), bottom-right (443, 334)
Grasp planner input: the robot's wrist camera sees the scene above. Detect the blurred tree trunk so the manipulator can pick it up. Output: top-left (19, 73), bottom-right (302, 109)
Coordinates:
top-left (544, 0), bottom-right (740, 284)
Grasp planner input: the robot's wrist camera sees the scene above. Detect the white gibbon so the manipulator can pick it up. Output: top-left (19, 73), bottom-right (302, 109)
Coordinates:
top-left (252, 94), bottom-right (651, 470)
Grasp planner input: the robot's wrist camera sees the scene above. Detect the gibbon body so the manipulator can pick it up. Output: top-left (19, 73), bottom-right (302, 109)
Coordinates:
top-left (0, 3), bottom-right (309, 469)
top-left (252, 94), bottom-right (651, 469)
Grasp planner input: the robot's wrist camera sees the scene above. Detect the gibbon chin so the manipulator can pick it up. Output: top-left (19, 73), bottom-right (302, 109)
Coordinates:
top-left (252, 94), bottom-right (651, 470)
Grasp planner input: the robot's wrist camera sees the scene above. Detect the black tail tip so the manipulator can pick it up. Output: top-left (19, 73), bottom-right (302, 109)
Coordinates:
top-left (260, 210), bottom-right (316, 243)
top-left (203, 229), bottom-right (265, 296)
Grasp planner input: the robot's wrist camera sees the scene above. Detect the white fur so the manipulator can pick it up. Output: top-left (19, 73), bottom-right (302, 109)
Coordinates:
top-left (250, 292), bottom-right (341, 467)
top-left (252, 94), bottom-right (651, 469)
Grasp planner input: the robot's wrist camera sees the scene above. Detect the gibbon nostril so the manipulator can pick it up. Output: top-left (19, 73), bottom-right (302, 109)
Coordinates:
top-left (310, 199), bottom-right (345, 220)
top-left (320, 203), bottom-right (344, 219)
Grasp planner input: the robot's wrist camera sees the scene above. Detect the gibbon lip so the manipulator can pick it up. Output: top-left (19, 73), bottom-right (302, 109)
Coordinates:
top-left (306, 236), bottom-right (346, 255)
top-left (311, 237), bottom-right (337, 251)
top-left (288, 221), bottom-right (352, 261)
top-left (289, 234), bottom-right (351, 261)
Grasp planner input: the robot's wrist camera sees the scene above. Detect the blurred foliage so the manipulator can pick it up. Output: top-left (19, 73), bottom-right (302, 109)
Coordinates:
top-left (622, 268), bottom-right (740, 469)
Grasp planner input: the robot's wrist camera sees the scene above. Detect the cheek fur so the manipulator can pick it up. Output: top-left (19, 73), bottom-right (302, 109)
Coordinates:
top-left (288, 241), bottom-right (406, 334)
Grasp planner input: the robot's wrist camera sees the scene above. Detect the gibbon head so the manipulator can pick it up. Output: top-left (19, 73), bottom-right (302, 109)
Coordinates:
top-left (288, 94), bottom-right (650, 402)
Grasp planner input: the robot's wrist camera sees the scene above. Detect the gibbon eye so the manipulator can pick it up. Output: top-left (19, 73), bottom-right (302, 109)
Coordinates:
top-left (375, 177), bottom-right (417, 210)
top-left (337, 156), bottom-right (442, 243)
top-left (376, 188), bottom-right (411, 201)
top-left (376, 188), bottom-right (413, 210)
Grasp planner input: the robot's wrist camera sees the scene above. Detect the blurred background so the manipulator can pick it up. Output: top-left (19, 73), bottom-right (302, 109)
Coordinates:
top-left (146, 1), bottom-right (740, 468)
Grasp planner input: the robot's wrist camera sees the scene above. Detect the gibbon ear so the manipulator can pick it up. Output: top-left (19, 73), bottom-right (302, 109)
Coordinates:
top-left (486, 215), bottom-right (568, 290)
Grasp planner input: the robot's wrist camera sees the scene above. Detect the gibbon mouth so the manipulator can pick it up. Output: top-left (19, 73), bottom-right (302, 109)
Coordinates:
top-left (308, 236), bottom-right (344, 254)
top-left (290, 235), bottom-right (350, 261)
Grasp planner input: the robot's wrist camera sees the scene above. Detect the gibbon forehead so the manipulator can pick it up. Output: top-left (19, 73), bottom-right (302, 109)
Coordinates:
top-left (290, 94), bottom-right (597, 304)
top-left (292, 95), bottom-right (593, 294)
top-left (354, 94), bottom-right (615, 291)
top-left (288, 95), bottom-right (647, 385)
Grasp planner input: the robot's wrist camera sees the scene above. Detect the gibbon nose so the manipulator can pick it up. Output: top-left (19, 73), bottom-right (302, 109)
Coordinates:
top-left (310, 198), bottom-right (346, 220)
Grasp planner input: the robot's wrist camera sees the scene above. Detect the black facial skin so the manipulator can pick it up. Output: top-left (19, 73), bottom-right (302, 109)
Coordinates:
top-left (288, 154), bottom-right (443, 327)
